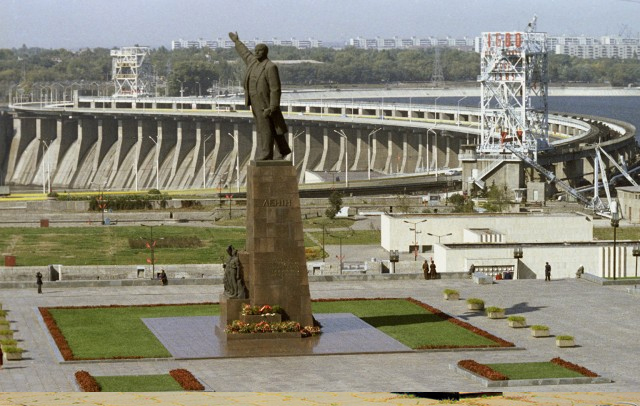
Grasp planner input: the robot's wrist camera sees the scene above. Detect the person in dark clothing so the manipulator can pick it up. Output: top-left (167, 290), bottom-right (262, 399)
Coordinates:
top-left (422, 260), bottom-right (429, 280)
top-left (160, 269), bottom-right (168, 286)
top-left (544, 262), bottom-right (551, 281)
top-left (36, 271), bottom-right (43, 294)
top-left (429, 260), bottom-right (437, 279)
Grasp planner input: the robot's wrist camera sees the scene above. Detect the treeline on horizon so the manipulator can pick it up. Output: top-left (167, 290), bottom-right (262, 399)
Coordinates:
top-left (1, 45), bottom-right (639, 97)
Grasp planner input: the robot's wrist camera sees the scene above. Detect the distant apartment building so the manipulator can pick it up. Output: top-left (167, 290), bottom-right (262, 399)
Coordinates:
top-left (553, 35), bottom-right (640, 59)
top-left (171, 37), bottom-right (322, 50)
top-left (473, 34), bottom-right (640, 59)
top-left (347, 36), bottom-right (475, 50)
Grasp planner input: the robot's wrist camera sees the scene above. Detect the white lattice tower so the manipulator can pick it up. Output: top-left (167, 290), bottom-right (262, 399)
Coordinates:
top-left (110, 47), bottom-right (152, 97)
top-left (478, 31), bottom-right (549, 157)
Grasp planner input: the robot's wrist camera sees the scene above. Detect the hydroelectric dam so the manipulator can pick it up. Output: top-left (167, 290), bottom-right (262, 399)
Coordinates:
top-left (0, 90), bottom-right (637, 199)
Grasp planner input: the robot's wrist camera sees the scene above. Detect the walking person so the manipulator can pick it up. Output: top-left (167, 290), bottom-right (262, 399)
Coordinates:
top-left (36, 271), bottom-right (43, 294)
top-left (544, 262), bottom-right (551, 281)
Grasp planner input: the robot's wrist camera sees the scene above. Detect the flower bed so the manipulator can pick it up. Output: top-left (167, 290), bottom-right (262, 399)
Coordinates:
top-left (457, 359), bottom-right (508, 381)
top-left (458, 357), bottom-right (599, 381)
top-left (75, 370), bottom-right (100, 392)
top-left (169, 369), bottom-right (205, 391)
top-left (550, 357), bottom-right (598, 377)
top-left (75, 369), bottom-right (204, 392)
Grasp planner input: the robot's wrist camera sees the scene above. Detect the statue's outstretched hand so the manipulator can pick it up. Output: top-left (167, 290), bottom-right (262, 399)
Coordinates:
top-left (229, 32), bottom-right (239, 42)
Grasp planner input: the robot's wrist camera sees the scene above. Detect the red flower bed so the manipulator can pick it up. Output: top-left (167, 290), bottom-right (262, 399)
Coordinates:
top-left (551, 357), bottom-right (598, 377)
top-left (458, 359), bottom-right (509, 381)
top-left (75, 370), bottom-right (100, 392)
top-left (170, 369), bottom-right (205, 391)
top-left (39, 307), bottom-right (74, 361)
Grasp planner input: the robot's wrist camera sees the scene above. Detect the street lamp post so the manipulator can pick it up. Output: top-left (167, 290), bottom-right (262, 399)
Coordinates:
top-left (611, 199), bottom-right (620, 280)
top-left (141, 224), bottom-right (162, 278)
top-left (148, 136), bottom-right (160, 190)
top-left (227, 132), bottom-right (240, 192)
top-left (334, 130), bottom-right (349, 188)
top-left (177, 80), bottom-right (184, 98)
top-left (367, 128), bottom-right (382, 180)
top-left (427, 128), bottom-right (437, 178)
top-left (202, 134), bottom-right (212, 188)
top-left (312, 220), bottom-right (330, 263)
top-left (427, 232), bottom-right (452, 244)
top-left (329, 229), bottom-right (354, 274)
top-left (291, 130), bottom-right (304, 167)
top-left (404, 219), bottom-right (427, 261)
top-left (456, 96), bottom-right (468, 126)
top-left (433, 96), bottom-right (441, 124)
top-left (196, 81), bottom-right (201, 97)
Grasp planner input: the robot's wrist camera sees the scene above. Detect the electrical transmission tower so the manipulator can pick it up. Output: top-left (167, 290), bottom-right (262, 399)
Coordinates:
top-left (431, 46), bottom-right (445, 88)
top-left (477, 24), bottom-right (549, 158)
top-left (110, 47), bottom-right (153, 97)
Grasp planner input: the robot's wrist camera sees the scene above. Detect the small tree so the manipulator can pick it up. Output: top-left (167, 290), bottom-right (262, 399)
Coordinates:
top-left (325, 191), bottom-right (343, 219)
top-left (449, 193), bottom-right (475, 213)
top-left (482, 182), bottom-right (510, 212)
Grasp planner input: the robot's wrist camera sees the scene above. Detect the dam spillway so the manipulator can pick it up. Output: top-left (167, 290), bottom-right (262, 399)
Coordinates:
top-left (1, 94), bottom-right (636, 194)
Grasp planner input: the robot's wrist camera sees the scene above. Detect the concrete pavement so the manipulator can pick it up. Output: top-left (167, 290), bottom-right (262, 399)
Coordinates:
top-left (1, 276), bottom-right (640, 403)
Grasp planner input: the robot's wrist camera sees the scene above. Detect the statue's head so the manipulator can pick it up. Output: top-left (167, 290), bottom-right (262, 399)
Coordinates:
top-left (255, 43), bottom-right (268, 61)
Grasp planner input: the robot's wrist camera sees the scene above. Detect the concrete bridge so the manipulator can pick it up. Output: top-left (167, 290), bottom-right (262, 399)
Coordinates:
top-left (0, 94), bottom-right (635, 195)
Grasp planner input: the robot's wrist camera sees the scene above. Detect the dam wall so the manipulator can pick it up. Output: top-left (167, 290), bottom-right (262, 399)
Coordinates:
top-left (2, 96), bottom-right (635, 193)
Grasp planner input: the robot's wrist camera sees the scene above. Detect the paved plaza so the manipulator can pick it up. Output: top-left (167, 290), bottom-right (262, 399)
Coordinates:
top-left (1, 275), bottom-right (640, 397)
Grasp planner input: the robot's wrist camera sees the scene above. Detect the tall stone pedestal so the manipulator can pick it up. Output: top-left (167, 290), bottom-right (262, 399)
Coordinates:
top-left (240, 160), bottom-right (314, 327)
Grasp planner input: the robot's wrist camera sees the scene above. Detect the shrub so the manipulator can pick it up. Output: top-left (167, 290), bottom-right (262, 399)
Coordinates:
top-left (0, 320), bottom-right (9, 326)
top-left (148, 189), bottom-right (161, 195)
top-left (466, 298), bottom-right (484, 305)
top-left (180, 200), bottom-right (203, 209)
top-left (556, 335), bottom-right (574, 341)
top-left (507, 316), bottom-right (526, 322)
top-left (0, 329), bottom-right (13, 336)
top-left (0, 310), bottom-right (7, 317)
top-left (485, 306), bottom-right (504, 313)
top-left (530, 324), bottom-right (549, 331)
top-left (2, 346), bottom-right (23, 353)
top-left (0, 339), bottom-right (17, 346)
top-left (443, 289), bottom-right (459, 295)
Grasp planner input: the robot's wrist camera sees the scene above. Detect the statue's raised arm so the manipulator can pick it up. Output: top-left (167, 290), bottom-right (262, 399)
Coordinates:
top-left (228, 31), bottom-right (291, 161)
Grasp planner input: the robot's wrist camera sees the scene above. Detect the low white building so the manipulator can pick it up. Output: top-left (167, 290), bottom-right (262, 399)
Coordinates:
top-left (381, 212), bottom-right (632, 279)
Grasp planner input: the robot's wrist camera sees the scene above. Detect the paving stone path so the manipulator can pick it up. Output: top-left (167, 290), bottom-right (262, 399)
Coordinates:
top-left (1, 277), bottom-right (639, 404)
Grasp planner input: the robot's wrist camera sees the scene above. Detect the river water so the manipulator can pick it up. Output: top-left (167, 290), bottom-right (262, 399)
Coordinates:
top-left (386, 96), bottom-right (640, 135)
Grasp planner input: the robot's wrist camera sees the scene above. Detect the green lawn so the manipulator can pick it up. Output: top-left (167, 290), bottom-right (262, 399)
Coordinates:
top-left (312, 299), bottom-right (499, 348)
top-left (0, 226), bottom-right (245, 266)
top-left (0, 223), bottom-right (379, 266)
top-left (47, 299), bottom-right (502, 360)
top-left (486, 362), bottom-right (585, 379)
top-left (593, 226), bottom-right (640, 240)
top-left (95, 374), bottom-right (184, 392)
top-left (48, 304), bottom-right (219, 359)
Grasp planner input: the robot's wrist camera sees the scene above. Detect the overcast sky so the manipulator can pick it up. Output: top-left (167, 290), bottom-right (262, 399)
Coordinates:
top-left (2, 0), bottom-right (640, 49)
